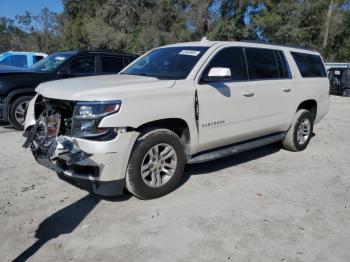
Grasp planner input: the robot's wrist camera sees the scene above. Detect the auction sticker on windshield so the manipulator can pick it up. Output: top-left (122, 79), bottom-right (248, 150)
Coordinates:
top-left (179, 50), bottom-right (201, 56)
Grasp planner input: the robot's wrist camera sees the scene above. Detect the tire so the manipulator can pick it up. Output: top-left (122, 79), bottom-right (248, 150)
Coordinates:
top-left (342, 89), bottom-right (350, 97)
top-left (9, 95), bottom-right (33, 130)
top-left (282, 109), bottom-right (314, 152)
top-left (126, 128), bottom-right (186, 199)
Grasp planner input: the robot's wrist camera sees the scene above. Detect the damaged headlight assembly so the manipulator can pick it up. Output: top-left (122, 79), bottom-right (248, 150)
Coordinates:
top-left (72, 100), bottom-right (121, 139)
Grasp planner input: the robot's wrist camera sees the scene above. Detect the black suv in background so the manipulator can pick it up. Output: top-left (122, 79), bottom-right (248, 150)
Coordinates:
top-left (0, 50), bottom-right (138, 129)
top-left (328, 66), bottom-right (350, 96)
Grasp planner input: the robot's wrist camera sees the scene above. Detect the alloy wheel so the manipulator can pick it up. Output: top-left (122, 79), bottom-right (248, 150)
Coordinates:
top-left (297, 118), bottom-right (311, 145)
top-left (141, 143), bottom-right (178, 188)
top-left (14, 100), bottom-right (29, 125)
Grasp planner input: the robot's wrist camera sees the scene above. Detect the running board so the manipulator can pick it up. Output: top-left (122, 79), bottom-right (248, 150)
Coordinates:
top-left (188, 133), bottom-right (285, 164)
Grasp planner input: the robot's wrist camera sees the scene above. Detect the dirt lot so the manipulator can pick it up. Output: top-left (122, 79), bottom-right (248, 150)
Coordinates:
top-left (0, 96), bottom-right (349, 262)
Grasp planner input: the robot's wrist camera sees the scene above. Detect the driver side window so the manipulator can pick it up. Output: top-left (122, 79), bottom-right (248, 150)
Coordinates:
top-left (203, 47), bottom-right (248, 81)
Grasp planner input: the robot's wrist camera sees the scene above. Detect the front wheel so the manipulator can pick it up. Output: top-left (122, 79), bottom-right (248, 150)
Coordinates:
top-left (9, 95), bottom-right (33, 130)
top-left (282, 109), bottom-right (314, 152)
top-left (126, 128), bottom-right (186, 199)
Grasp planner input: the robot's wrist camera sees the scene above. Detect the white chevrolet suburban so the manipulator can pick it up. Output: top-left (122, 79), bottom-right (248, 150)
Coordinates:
top-left (23, 40), bottom-right (330, 199)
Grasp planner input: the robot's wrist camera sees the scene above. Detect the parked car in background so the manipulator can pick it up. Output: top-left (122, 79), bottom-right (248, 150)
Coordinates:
top-left (0, 51), bottom-right (47, 68)
top-left (325, 62), bottom-right (349, 71)
top-left (326, 63), bottom-right (350, 96)
top-left (23, 40), bottom-right (329, 199)
top-left (0, 50), bottom-right (138, 129)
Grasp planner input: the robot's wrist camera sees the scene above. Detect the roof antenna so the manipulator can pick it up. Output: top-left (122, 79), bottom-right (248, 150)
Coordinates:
top-left (201, 36), bottom-right (209, 43)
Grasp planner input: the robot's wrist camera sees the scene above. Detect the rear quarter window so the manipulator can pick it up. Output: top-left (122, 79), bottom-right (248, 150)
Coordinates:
top-left (291, 52), bottom-right (327, 78)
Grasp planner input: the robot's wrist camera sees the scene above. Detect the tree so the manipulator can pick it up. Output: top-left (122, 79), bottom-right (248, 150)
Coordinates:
top-left (16, 8), bottom-right (63, 53)
top-left (2, 0), bottom-right (349, 61)
top-left (252, 0), bottom-right (350, 61)
top-left (0, 17), bottom-right (13, 51)
top-left (77, 0), bottom-right (192, 52)
top-left (208, 0), bottom-right (260, 41)
top-left (62, 0), bottom-right (106, 50)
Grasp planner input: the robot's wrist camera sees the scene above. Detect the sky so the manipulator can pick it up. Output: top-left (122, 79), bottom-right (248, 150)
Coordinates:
top-left (0, 0), bottom-right (63, 19)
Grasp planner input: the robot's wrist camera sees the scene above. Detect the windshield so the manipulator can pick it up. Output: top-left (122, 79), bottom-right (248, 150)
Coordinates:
top-left (0, 53), bottom-right (10, 65)
top-left (121, 46), bottom-right (209, 80)
top-left (0, 53), bottom-right (6, 61)
top-left (29, 52), bottom-right (75, 72)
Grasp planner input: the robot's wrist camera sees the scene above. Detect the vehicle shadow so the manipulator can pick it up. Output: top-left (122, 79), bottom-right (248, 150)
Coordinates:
top-left (0, 122), bottom-right (11, 128)
top-left (12, 193), bottom-right (130, 262)
top-left (209, 82), bottom-right (231, 97)
top-left (178, 142), bottom-right (282, 188)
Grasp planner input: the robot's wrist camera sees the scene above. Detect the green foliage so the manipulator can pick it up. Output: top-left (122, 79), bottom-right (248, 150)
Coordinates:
top-left (252, 0), bottom-right (350, 61)
top-left (0, 0), bottom-right (349, 61)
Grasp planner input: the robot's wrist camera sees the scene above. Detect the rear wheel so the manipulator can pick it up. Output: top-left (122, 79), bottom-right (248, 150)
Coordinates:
top-left (9, 96), bottom-right (33, 130)
top-left (282, 109), bottom-right (314, 152)
top-left (126, 128), bottom-right (186, 199)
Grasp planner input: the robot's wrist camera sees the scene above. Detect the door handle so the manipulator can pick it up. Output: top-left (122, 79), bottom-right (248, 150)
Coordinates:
top-left (242, 90), bottom-right (255, 97)
top-left (283, 87), bottom-right (291, 93)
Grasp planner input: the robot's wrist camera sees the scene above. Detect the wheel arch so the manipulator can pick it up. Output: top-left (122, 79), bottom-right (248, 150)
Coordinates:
top-left (297, 99), bottom-right (317, 120)
top-left (135, 118), bottom-right (191, 157)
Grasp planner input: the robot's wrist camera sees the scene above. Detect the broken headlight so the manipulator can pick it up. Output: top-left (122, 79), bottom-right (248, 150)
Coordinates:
top-left (72, 100), bottom-right (121, 138)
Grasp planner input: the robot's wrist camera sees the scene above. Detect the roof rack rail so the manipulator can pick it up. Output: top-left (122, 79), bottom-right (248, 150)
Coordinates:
top-left (239, 40), bottom-right (317, 52)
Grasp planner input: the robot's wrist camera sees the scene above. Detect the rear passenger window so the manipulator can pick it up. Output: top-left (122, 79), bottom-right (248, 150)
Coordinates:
top-left (291, 52), bottom-right (327, 78)
top-left (101, 56), bottom-right (125, 73)
top-left (203, 47), bottom-right (247, 81)
top-left (245, 48), bottom-right (279, 80)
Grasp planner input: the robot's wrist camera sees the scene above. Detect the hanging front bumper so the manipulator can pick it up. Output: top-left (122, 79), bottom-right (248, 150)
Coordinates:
top-left (24, 125), bottom-right (139, 196)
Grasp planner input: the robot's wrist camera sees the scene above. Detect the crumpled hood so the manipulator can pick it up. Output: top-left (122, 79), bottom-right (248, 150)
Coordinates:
top-left (36, 74), bottom-right (176, 101)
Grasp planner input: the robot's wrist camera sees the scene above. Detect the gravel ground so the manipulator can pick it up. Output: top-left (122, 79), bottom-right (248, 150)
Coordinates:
top-left (0, 96), bottom-right (349, 262)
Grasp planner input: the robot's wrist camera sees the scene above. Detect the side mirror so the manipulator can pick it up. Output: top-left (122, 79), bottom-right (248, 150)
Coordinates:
top-left (203, 67), bottom-right (231, 82)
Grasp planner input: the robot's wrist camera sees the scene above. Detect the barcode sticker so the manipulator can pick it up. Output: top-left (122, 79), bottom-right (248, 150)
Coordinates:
top-left (179, 50), bottom-right (201, 56)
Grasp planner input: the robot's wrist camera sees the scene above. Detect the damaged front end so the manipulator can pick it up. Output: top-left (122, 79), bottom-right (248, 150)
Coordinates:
top-left (24, 97), bottom-right (92, 172)
top-left (23, 96), bottom-right (134, 196)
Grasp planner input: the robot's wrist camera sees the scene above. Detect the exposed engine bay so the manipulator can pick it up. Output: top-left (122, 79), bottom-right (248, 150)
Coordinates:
top-left (32, 96), bottom-right (74, 136)
top-left (23, 97), bottom-right (97, 177)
